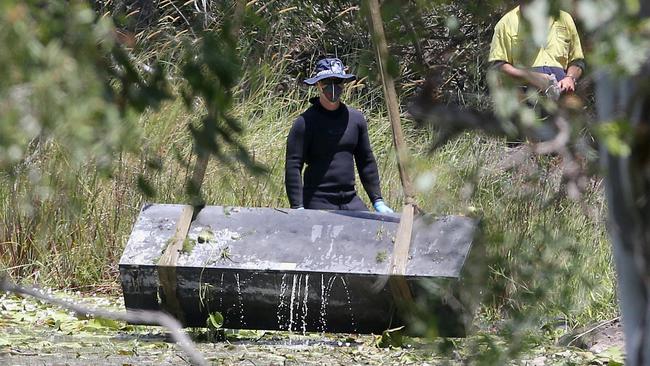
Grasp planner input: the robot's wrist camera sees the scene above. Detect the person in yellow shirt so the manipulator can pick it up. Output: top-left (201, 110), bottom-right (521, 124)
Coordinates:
top-left (488, 2), bottom-right (585, 98)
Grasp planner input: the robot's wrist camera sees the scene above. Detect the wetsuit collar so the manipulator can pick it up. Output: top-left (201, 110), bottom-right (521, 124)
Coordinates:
top-left (310, 97), bottom-right (345, 116)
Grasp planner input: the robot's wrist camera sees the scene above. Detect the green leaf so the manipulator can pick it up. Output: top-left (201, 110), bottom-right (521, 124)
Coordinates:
top-left (386, 55), bottom-right (400, 79)
top-left (93, 318), bottom-right (123, 330)
top-left (197, 229), bottom-right (214, 244)
top-left (136, 175), bottom-right (156, 198)
top-left (81, 318), bottom-right (123, 332)
top-left (377, 326), bottom-right (405, 348)
top-left (182, 238), bottom-right (196, 253)
top-left (595, 346), bottom-right (625, 365)
top-left (595, 120), bottom-right (632, 157)
top-left (521, 0), bottom-right (550, 47)
top-left (206, 311), bottom-right (224, 329)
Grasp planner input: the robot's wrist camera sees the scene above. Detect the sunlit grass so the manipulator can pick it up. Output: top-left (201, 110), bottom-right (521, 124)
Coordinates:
top-left (0, 56), bottom-right (615, 331)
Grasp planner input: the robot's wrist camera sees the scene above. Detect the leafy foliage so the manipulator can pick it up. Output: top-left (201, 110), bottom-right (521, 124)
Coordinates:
top-left (0, 0), bottom-right (637, 363)
top-left (0, 0), bottom-right (260, 282)
top-left (0, 2), bottom-right (165, 176)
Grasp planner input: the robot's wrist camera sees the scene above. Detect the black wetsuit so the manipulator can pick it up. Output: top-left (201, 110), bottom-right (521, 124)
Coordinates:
top-left (285, 97), bottom-right (383, 210)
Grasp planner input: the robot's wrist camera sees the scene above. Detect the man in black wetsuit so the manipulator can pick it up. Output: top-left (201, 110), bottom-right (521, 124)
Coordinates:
top-left (285, 58), bottom-right (393, 213)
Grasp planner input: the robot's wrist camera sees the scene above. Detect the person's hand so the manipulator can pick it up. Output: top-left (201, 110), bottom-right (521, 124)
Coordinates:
top-left (558, 76), bottom-right (576, 93)
top-left (529, 72), bottom-right (556, 90)
top-left (373, 200), bottom-right (394, 213)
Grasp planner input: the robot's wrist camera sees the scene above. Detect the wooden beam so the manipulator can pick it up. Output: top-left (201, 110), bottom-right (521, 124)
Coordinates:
top-left (365, 0), bottom-right (415, 303)
top-left (157, 205), bottom-right (194, 322)
top-left (389, 203), bottom-right (414, 303)
top-left (366, 0), bottom-right (415, 202)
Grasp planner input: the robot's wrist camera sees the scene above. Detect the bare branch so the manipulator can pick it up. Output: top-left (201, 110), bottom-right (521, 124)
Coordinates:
top-left (532, 114), bottom-right (571, 155)
top-left (408, 72), bottom-right (593, 202)
top-left (0, 276), bottom-right (207, 366)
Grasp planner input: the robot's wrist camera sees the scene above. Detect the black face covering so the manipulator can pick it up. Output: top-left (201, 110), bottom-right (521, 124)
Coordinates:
top-left (323, 83), bottom-right (343, 103)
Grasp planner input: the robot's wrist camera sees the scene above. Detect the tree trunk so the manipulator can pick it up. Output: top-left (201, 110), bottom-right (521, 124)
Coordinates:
top-left (596, 57), bottom-right (650, 366)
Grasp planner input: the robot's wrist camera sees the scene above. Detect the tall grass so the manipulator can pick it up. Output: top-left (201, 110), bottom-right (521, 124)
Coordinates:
top-left (0, 55), bottom-right (615, 327)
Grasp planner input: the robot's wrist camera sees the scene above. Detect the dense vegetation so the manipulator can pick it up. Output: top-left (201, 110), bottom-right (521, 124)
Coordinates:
top-left (0, 1), bottom-right (618, 361)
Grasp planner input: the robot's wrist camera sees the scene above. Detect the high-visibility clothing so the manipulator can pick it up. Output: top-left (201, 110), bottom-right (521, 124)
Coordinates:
top-left (488, 6), bottom-right (584, 70)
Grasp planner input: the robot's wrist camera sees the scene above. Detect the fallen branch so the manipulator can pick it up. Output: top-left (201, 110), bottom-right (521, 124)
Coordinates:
top-left (0, 276), bottom-right (207, 366)
top-left (557, 316), bottom-right (621, 347)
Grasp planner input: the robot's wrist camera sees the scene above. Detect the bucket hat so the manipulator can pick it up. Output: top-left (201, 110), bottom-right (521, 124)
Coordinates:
top-left (304, 58), bottom-right (356, 85)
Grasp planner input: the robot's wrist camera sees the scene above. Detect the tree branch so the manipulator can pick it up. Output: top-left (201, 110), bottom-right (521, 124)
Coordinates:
top-left (408, 71), bottom-right (592, 201)
top-left (0, 276), bottom-right (207, 366)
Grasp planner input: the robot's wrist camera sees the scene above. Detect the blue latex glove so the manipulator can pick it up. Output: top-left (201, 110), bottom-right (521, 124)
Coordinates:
top-left (373, 199), bottom-right (394, 213)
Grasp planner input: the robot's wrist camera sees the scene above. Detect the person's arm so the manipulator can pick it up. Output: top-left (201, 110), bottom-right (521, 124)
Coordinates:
top-left (353, 116), bottom-right (383, 204)
top-left (285, 117), bottom-right (307, 209)
top-left (498, 62), bottom-right (555, 90)
top-left (558, 13), bottom-right (585, 93)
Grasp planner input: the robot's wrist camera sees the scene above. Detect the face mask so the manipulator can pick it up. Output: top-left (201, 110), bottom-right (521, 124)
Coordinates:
top-left (322, 83), bottom-right (343, 103)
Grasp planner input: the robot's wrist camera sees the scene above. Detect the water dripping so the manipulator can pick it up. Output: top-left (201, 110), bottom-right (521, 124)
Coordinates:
top-left (340, 276), bottom-right (356, 332)
top-left (326, 275), bottom-right (337, 295)
top-left (288, 274), bottom-right (298, 332)
top-left (218, 273), bottom-right (224, 309)
top-left (277, 273), bottom-right (288, 329)
top-left (301, 274), bottom-right (309, 335)
top-left (234, 273), bottom-right (246, 326)
top-left (319, 274), bottom-right (337, 333)
top-left (319, 274), bottom-right (327, 332)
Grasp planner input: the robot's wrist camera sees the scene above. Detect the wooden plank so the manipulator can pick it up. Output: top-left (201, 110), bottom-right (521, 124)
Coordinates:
top-left (365, 0), bottom-right (415, 201)
top-left (157, 205), bottom-right (194, 322)
top-left (390, 203), bottom-right (414, 276)
top-left (389, 203), bottom-right (415, 304)
top-left (366, 0), bottom-right (415, 304)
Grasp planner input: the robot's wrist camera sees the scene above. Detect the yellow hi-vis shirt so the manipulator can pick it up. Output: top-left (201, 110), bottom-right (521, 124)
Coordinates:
top-left (488, 6), bottom-right (584, 70)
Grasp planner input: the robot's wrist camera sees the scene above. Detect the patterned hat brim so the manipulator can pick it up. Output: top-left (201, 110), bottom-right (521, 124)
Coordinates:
top-left (303, 73), bottom-right (356, 85)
